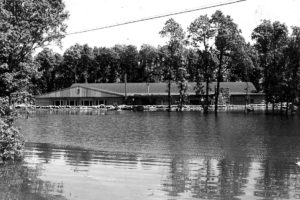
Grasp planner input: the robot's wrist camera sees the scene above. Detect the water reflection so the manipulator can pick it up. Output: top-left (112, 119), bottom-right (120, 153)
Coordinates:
top-left (0, 159), bottom-right (65, 200)
top-left (3, 112), bottom-right (300, 199)
top-left (2, 142), bottom-right (300, 200)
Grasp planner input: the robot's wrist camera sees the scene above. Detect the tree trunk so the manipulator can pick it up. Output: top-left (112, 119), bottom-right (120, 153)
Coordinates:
top-left (264, 59), bottom-right (269, 114)
top-left (203, 47), bottom-right (209, 114)
top-left (180, 83), bottom-right (184, 112)
top-left (168, 76), bottom-right (171, 112)
top-left (215, 80), bottom-right (221, 115)
top-left (168, 50), bottom-right (174, 112)
top-left (204, 78), bottom-right (209, 114)
top-left (214, 53), bottom-right (223, 115)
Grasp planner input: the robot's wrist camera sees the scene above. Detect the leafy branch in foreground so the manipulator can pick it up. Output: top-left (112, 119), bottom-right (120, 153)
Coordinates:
top-left (0, 98), bottom-right (24, 163)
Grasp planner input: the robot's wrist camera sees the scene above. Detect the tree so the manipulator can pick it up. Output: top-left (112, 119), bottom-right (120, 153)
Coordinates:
top-left (113, 45), bottom-right (139, 82)
top-left (0, 0), bottom-right (69, 97)
top-left (80, 44), bottom-right (95, 83)
top-left (281, 26), bottom-right (300, 113)
top-left (35, 48), bottom-right (63, 93)
top-left (58, 44), bottom-right (82, 88)
top-left (211, 10), bottom-right (246, 114)
top-left (227, 44), bottom-right (261, 92)
top-left (0, 0), bottom-right (68, 162)
top-left (93, 47), bottom-right (120, 83)
top-left (177, 67), bottom-right (189, 111)
top-left (252, 20), bottom-right (289, 113)
top-left (0, 60), bottom-right (39, 97)
top-left (139, 44), bottom-right (159, 82)
top-left (123, 45), bottom-right (140, 82)
top-left (184, 48), bottom-right (199, 82)
top-left (156, 45), bottom-right (170, 82)
top-left (0, 97), bottom-right (24, 163)
top-left (188, 14), bottom-right (216, 113)
top-left (160, 18), bottom-right (185, 111)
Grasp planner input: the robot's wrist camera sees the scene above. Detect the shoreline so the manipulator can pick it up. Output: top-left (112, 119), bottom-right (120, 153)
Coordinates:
top-left (18, 104), bottom-right (298, 114)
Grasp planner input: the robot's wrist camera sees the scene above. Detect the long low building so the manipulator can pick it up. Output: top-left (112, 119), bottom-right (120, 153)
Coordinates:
top-left (35, 82), bottom-right (265, 106)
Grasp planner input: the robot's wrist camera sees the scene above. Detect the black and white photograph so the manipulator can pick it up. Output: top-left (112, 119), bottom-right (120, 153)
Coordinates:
top-left (1, 0), bottom-right (300, 199)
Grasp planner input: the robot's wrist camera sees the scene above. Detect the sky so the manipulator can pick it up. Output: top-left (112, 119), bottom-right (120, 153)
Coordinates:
top-left (48, 0), bottom-right (300, 53)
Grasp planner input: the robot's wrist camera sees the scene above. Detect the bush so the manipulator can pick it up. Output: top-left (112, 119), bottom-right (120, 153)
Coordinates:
top-left (0, 97), bottom-right (24, 163)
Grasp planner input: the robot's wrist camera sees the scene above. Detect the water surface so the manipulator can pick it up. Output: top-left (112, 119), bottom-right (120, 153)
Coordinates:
top-left (1, 111), bottom-right (300, 200)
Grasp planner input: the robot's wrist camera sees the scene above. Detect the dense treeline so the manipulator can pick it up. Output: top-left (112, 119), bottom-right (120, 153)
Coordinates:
top-left (29, 11), bottom-right (300, 113)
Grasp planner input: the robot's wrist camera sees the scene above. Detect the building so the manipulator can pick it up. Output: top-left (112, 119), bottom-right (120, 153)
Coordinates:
top-left (35, 82), bottom-right (265, 106)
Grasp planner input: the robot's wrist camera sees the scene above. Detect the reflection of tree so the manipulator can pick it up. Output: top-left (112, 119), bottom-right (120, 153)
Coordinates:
top-left (218, 158), bottom-right (250, 199)
top-left (29, 143), bottom-right (94, 167)
top-left (253, 125), bottom-right (300, 199)
top-left (0, 162), bottom-right (66, 200)
top-left (64, 148), bottom-right (93, 166)
top-left (192, 159), bottom-right (219, 199)
top-left (162, 156), bottom-right (190, 197)
top-left (254, 160), bottom-right (300, 199)
top-left (31, 143), bottom-right (54, 164)
top-left (162, 157), bottom-right (251, 199)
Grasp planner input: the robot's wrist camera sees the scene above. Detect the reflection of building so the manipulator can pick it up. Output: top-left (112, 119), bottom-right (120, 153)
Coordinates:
top-left (35, 82), bottom-right (265, 106)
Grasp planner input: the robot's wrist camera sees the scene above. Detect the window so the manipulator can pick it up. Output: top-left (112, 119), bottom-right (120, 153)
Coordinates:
top-left (84, 100), bottom-right (89, 106)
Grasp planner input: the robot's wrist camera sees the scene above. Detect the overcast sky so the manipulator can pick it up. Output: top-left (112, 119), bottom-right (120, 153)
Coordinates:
top-left (49, 0), bottom-right (300, 53)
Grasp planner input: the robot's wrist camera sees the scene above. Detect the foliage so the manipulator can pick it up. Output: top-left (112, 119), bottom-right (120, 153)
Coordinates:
top-left (59, 44), bottom-right (83, 87)
top-left (0, 0), bottom-right (69, 96)
top-left (93, 47), bottom-right (120, 83)
top-left (281, 26), bottom-right (300, 107)
top-left (10, 91), bottom-right (35, 105)
top-left (0, 98), bottom-right (24, 163)
top-left (252, 20), bottom-right (290, 111)
top-left (0, 60), bottom-right (39, 96)
top-left (114, 44), bottom-right (139, 82)
top-left (188, 14), bottom-right (217, 113)
top-left (139, 44), bottom-right (160, 82)
top-left (35, 48), bottom-right (63, 93)
top-left (227, 44), bottom-right (261, 91)
top-left (0, 0), bottom-right (68, 163)
top-left (177, 67), bottom-right (189, 111)
top-left (211, 10), bottom-right (247, 113)
top-left (159, 18), bottom-right (186, 78)
top-left (159, 18), bottom-right (186, 110)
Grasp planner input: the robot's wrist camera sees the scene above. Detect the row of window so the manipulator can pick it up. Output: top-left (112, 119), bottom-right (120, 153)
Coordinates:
top-left (53, 99), bottom-right (106, 106)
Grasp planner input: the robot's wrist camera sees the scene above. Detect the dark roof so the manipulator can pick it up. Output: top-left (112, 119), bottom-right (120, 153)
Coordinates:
top-left (71, 82), bottom-right (257, 95)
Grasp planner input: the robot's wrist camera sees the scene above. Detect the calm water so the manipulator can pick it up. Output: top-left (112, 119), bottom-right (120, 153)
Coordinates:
top-left (1, 110), bottom-right (300, 200)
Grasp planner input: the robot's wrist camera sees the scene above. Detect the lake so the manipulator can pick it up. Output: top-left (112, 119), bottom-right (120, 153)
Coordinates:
top-left (1, 110), bottom-right (300, 200)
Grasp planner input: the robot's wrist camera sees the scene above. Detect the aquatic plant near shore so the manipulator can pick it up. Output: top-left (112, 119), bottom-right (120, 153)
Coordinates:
top-left (0, 98), bottom-right (24, 163)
